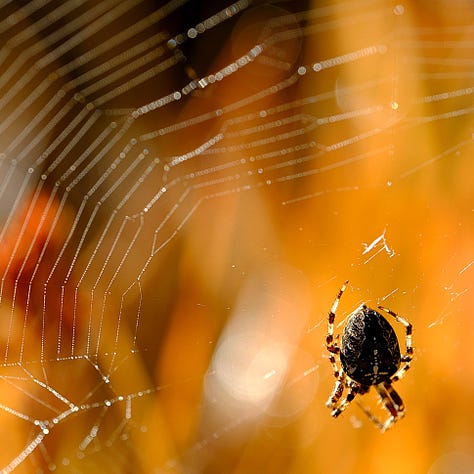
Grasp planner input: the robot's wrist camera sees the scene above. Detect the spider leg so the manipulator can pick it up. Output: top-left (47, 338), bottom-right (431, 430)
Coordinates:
top-left (377, 305), bottom-right (413, 382)
top-left (326, 281), bottom-right (349, 378)
top-left (330, 379), bottom-right (360, 418)
top-left (326, 372), bottom-right (344, 408)
top-left (355, 401), bottom-right (386, 431)
top-left (375, 381), bottom-right (405, 432)
top-left (326, 339), bottom-right (341, 378)
top-left (355, 381), bottom-right (405, 432)
top-left (384, 381), bottom-right (405, 411)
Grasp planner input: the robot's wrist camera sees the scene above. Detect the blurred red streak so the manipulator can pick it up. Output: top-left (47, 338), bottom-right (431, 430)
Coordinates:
top-left (0, 191), bottom-right (77, 354)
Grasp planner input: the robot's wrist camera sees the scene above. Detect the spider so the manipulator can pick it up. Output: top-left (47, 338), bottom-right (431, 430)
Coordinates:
top-left (325, 280), bottom-right (413, 432)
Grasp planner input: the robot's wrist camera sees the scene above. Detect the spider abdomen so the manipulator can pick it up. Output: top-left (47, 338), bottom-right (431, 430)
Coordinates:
top-left (340, 305), bottom-right (401, 385)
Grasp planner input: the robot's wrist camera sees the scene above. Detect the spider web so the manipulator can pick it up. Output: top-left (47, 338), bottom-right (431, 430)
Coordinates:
top-left (0, 0), bottom-right (473, 472)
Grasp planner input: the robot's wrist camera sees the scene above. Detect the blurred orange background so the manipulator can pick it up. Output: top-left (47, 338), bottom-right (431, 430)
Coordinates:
top-left (0, 1), bottom-right (473, 473)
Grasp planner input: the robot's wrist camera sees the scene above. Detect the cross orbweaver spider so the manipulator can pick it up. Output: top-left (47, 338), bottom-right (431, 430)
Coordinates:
top-left (325, 281), bottom-right (413, 432)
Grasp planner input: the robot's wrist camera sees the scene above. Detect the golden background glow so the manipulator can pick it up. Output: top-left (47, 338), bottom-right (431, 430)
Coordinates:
top-left (0, 1), bottom-right (472, 473)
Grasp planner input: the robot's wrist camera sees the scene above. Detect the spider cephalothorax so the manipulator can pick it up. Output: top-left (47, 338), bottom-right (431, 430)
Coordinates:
top-left (325, 281), bottom-right (413, 432)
